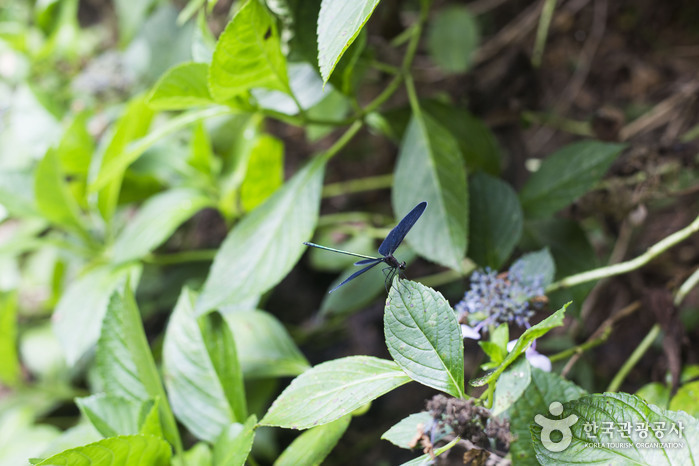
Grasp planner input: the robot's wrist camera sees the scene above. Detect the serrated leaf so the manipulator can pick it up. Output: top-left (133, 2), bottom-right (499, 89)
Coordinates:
top-left (213, 415), bottom-right (257, 466)
top-left (381, 412), bottom-right (433, 449)
top-left (209, 0), bottom-right (289, 101)
top-left (76, 394), bottom-right (155, 438)
top-left (260, 356), bottom-right (411, 429)
top-left (508, 368), bottom-right (587, 465)
top-left (240, 135), bottom-right (284, 211)
top-left (34, 148), bottom-right (86, 235)
top-left (35, 434), bottom-right (171, 466)
top-left (163, 288), bottom-right (236, 442)
top-left (197, 156), bottom-right (324, 313)
top-left (384, 280), bottom-right (464, 398)
top-left (393, 114), bottom-right (468, 270)
top-left (52, 264), bottom-right (140, 365)
top-left (531, 392), bottom-right (699, 465)
top-left (427, 6), bottom-right (479, 74)
top-left (519, 141), bottom-right (626, 219)
top-left (471, 304), bottom-right (568, 388)
top-left (95, 290), bottom-right (179, 447)
top-left (492, 357), bottom-right (531, 416)
top-left (317, 0), bottom-right (380, 83)
top-left (148, 62), bottom-right (215, 110)
top-left (112, 188), bottom-right (213, 263)
top-left (274, 415), bottom-right (350, 466)
top-left (224, 310), bottom-right (309, 378)
top-left (468, 172), bottom-right (522, 269)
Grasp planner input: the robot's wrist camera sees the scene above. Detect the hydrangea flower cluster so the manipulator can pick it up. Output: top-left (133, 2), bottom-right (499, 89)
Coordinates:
top-left (455, 263), bottom-right (546, 331)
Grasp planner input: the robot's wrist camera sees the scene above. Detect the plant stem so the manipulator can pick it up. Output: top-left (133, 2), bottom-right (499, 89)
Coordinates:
top-left (548, 326), bottom-right (612, 363)
top-left (416, 259), bottom-right (476, 287)
top-left (547, 214), bottom-right (699, 292)
top-left (320, 120), bottom-right (364, 163)
top-left (322, 174), bottom-right (394, 198)
top-left (674, 266), bottom-right (699, 306)
top-left (532, 0), bottom-right (558, 67)
top-left (606, 324), bottom-right (661, 392)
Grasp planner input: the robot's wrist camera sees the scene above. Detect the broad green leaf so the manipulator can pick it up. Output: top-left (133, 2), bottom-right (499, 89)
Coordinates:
top-left (492, 357), bottom-right (531, 416)
top-left (183, 442), bottom-right (212, 465)
top-left (95, 289), bottom-right (179, 447)
top-left (427, 6), bottom-right (479, 74)
top-left (76, 394), bottom-right (156, 438)
top-left (52, 264), bottom-right (140, 365)
top-left (316, 0), bottom-right (380, 83)
top-left (241, 135), bottom-right (284, 211)
top-left (468, 172), bottom-right (522, 269)
top-left (148, 62), bottom-right (215, 110)
top-left (198, 311), bottom-right (247, 421)
top-left (197, 156), bottom-right (325, 313)
top-left (213, 415), bottom-right (257, 466)
top-left (400, 437), bottom-right (461, 465)
top-left (531, 392), bottom-right (698, 465)
top-left (209, 0), bottom-right (290, 101)
top-left (508, 368), bottom-right (586, 465)
top-left (519, 141), bottom-right (626, 219)
top-left (34, 148), bottom-right (86, 235)
top-left (636, 382), bottom-right (671, 408)
top-left (35, 434), bottom-right (171, 466)
top-left (254, 62), bottom-right (330, 116)
top-left (384, 280), bottom-right (464, 398)
top-left (56, 113), bottom-right (93, 209)
top-left (91, 96), bottom-right (154, 222)
top-left (479, 323), bottom-right (509, 367)
top-left (471, 304), bottom-right (568, 388)
top-left (669, 381), bottom-right (699, 418)
top-left (163, 288), bottom-right (235, 442)
top-left (511, 248), bottom-right (555, 289)
top-left (260, 356), bottom-right (411, 429)
top-left (189, 122), bottom-right (215, 177)
top-left (112, 188), bottom-right (213, 263)
top-left (381, 412), bottom-right (433, 448)
top-left (0, 291), bottom-right (19, 385)
top-left (274, 415), bottom-right (350, 466)
top-left (393, 113), bottom-right (468, 270)
top-left (224, 310), bottom-right (309, 378)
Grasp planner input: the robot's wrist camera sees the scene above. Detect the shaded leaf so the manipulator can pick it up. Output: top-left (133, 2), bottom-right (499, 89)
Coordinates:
top-left (381, 412), bottom-right (433, 448)
top-left (427, 6), bottom-right (479, 74)
top-left (260, 356), bottom-right (411, 429)
top-left (492, 357), bottom-right (531, 416)
top-left (76, 394), bottom-right (156, 438)
top-left (213, 416), bottom-right (257, 466)
top-left (274, 415), bottom-right (350, 466)
top-left (34, 149), bottom-right (86, 235)
top-left (384, 280), bottom-right (464, 398)
top-left (393, 114), bottom-right (468, 270)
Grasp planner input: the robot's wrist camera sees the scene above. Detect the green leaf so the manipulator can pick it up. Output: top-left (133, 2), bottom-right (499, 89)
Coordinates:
top-left (468, 172), bottom-right (522, 268)
top-left (0, 291), bottom-right (19, 386)
top-left (401, 437), bottom-right (461, 465)
top-left (112, 188), bottom-right (213, 263)
top-left (531, 392), bottom-right (699, 465)
top-left (384, 280), bottom-right (464, 398)
top-left (508, 368), bottom-right (586, 465)
top-left (35, 434), bottom-right (171, 466)
top-left (519, 141), bottom-right (626, 219)
top-left (254, 62), bottom-right (330, 116)
top-left (147, 62), bottom-right (215, 110)
top-left (163, 288), bottom-right (235, 442)
top-left (53, 264), bottom-right (140, 365)
top-left (34, 148), bottom-right (86, 235)
top-left (393, 114), bottom-right (468, 270)
top-left (209, 0), bottom-right (290, 101)
top-left (241, 135), bottom-right (284, 211)
top-left (636, 382), bottom-right (671, 408)
top-left (471, 304), bottom-right (568, 388)
top-left (188, 122), bottom-right (215, 177)
top-left (316, 0), bottom-right (380, 83)
top-left (197, 156), bottom-right (325, 313)
top-left (260, 356), bottom-right (411, 429)
top-left (224, 310), bottom-right (309, 378)
top-left (381, 412), bottom-right (433, 448)
top-left (95, 289), bottom-right (180, 447)
top-left (198, 311), bottom-right (247, 421)
top-left (427, 6), bottom-right (479, 74)
top-left (511, 248), bottom-right (555, 289)
top-left (274, 415), bottom-right (351, 466)
top-left (492, 357), bottom-right (531, 416)
top-left (76, 394), bottom-right (156, 438)
top-left (0, 171), bottom-right (40, 218)
top-left (213, 415), bottom-right (257, 466)
top-left (669, 381), bottom-right (699, 418)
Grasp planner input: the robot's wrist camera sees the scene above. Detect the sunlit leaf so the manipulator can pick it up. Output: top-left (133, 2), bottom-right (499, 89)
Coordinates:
top-left (148, 62), bottom-right (215, 110)
top-left (35, 434), bottom-right (171, 466)
top-left (275, 415), bottom-right (350, 466)
top-left (240, 135), bottom-right (284, 212)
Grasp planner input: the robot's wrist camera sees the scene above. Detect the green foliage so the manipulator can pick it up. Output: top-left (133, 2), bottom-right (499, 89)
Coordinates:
top-left (2, 0), bottom-right (697, 464)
